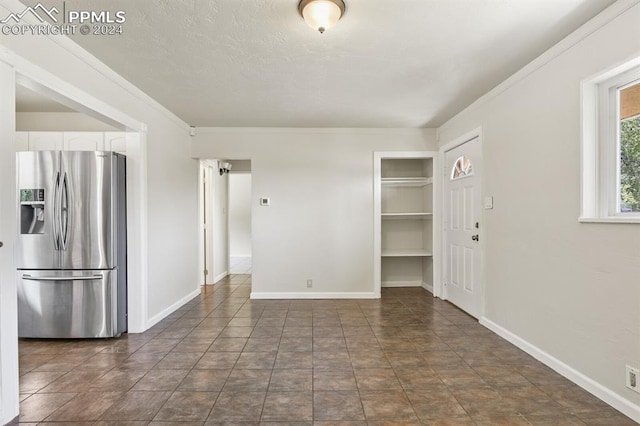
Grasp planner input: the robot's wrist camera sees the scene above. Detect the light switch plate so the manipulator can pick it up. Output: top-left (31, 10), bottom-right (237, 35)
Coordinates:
top-left (260, 197), bottom-right (270, 206)
top-left (483, 196), bottom-right (494, 209)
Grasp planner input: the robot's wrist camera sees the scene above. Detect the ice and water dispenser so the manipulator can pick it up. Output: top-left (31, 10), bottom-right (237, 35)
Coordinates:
top-left (20, 188), bottom-right (45, 234)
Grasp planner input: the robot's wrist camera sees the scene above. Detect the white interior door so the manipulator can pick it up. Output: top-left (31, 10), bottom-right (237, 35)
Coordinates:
top-left (202, 166), bottom-right (208, 284)
top-left (444, 137), bottom-right (482, 318)
top-left (204, 165), bottom-right (215, 284)
top-left (213, 162), bottom-right (229, 281)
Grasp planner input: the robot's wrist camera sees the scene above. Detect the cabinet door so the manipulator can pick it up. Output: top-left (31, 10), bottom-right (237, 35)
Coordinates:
top-left (15, 131), bottom-right (29, 151)
top-left (104, 132), bottom-right (127, 154)
top-left (28, 132), bottom-right (63, 151)
top-left (63, 132), bottom-right (104, 151)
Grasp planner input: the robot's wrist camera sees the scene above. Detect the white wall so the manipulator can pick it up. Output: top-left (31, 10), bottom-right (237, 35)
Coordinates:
top-left (192, 128), bottom-right (437, 297)
top-left (0, 58), bottom-right (19, 426)
top-left (16, 112), bottom-right (118, 131)
top-left (229, 159), bottom-right (252, 173)
top-left (438, 1), bottom-right (640, 419)
top-left (229, 173), bottom-right (252, 258)
top-left (0, 2), bottom-right (200, 419)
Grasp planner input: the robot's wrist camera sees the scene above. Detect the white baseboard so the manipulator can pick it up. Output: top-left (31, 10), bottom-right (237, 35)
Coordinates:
top-left (422, 282), bottom-right (433, 293)
top-left (382, 280), bottom-right (424, 288)
top-left (251, 292), bottom-right (378, 299)
top-left (480, 317), bottom-right (640, 423)
top-left (146, 288), bottom-right (201, 329)
top-left (213, 271), bottom-right (228, 283)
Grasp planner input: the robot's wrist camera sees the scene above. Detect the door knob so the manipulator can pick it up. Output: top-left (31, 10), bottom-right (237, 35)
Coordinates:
top-left (471, 235), bottom-right (479, 242)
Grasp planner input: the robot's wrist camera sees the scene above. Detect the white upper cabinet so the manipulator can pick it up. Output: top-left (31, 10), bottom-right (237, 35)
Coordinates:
top-left (63, 132), bottom-right (105, 151)
top-left (104, 132), bottom-right (127, 154)
top-left (16, 132), bottom-right (127, 153)
top-left (28, 132), bottom-right (63, 151)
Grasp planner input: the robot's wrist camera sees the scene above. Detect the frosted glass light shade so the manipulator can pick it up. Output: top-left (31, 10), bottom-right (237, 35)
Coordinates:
top-left (299, 0), bottom-right (345, 33)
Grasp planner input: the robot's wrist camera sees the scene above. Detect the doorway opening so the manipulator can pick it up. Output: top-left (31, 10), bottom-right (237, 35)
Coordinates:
top-left (228, 161), bottom-right (252, 275)
top-left (13, 77), bottom-right (147, 331)
top-left (373, 151), bottom-right (440, 298)
top-left (199, 159), bottom-right (252, 287)
top-left (1, 61), bottom-right (148, 422)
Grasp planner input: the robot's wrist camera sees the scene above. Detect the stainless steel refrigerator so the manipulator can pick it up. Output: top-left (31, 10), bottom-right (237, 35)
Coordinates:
top-left (16, 151), bottom-right (127, 338)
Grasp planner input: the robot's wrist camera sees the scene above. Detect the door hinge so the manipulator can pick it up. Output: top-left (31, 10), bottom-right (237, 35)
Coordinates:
top-left (204, 269), bottom-right (208, 276)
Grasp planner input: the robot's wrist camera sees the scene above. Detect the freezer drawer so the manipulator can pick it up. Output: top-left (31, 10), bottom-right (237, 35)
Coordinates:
top-left (17, 269), bottom-right (123, 338)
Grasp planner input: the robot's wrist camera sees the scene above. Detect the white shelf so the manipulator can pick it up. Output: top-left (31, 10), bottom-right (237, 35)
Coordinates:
top-left (381, 177), bottom-right (433, 187)
top-left (382, 280), bottom-right (425, 288)
top-left (381, 249), bottom-right (433, 257)
top-left (381, 212), bottom-right (432, 220)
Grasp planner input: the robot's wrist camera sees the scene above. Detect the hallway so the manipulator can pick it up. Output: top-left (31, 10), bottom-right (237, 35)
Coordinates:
top-left (15, 277), bottom-right (633, 424)
top-left (229, 257), bottom-right (252, 275)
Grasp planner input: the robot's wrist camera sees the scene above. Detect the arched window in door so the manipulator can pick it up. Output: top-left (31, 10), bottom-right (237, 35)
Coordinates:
top-left (451, 155), bottom-right (473, 180)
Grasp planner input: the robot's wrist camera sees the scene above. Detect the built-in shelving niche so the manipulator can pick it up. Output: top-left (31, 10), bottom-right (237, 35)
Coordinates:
top-left (379, 156), bottom-right (435, 291)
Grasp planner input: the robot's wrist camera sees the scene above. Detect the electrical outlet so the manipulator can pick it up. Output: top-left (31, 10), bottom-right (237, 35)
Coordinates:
top-left (626, 365), bottom-right (640, 393)
top-left (306, 279), bottom-right (313, 288)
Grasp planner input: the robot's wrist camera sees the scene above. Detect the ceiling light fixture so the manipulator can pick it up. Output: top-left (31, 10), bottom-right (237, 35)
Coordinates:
top-left (298, 0), bottom-right (345, 34)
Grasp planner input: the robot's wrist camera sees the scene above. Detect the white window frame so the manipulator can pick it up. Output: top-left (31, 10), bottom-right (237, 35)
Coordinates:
top-left (581, 58), bottom-right (640, 223)
top-left (450, 155), bottom-right (474, 180)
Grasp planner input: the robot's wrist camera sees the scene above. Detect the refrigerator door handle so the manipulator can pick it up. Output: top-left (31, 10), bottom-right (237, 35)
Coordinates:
top-left (60, 173), bottom-right (70, 251)
top-left (53, 171), bottom-right (61, 250)
top-left (21, 274), bottom-right (103, 281)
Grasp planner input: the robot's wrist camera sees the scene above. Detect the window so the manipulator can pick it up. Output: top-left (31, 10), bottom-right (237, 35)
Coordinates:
top-left (451, 156), bottom-right (473, 180)
top-left (619, 82), bottom-right (640, 213)
top-left (581, 59), bottom-right (640, 223)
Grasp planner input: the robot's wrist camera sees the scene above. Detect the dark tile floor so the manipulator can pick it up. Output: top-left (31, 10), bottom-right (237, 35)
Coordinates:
top-left (14, 275), bottom-right (636, 425)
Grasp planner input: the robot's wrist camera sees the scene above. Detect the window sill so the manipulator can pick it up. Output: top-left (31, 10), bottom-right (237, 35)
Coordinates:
top-left (579, 216), bottom-right (640, 224)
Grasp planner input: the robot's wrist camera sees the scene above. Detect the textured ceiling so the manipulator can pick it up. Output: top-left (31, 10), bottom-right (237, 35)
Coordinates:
top-left (37, 0), bottom-right (616, 128)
